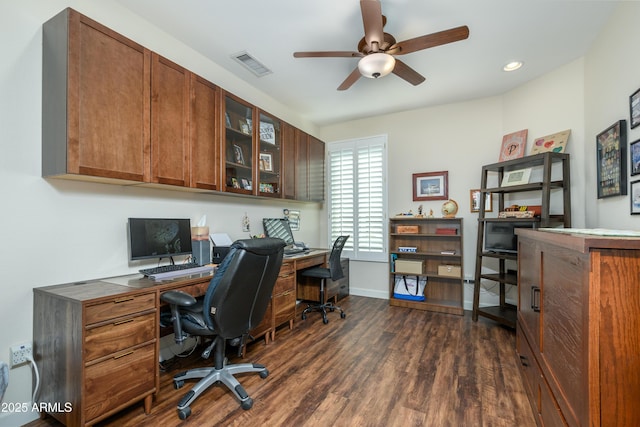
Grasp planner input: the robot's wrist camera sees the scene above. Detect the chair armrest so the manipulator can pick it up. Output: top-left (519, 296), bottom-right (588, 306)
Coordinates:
top-left (161, 290), bottom-right (197, 307)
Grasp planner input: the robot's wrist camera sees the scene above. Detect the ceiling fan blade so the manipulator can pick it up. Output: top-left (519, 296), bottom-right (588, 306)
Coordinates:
top-left (360, 0), bottom-right (384, 51)
top-left (337, 67), bottom-right (362, 91)
top-left (392, 26), bottom-right (469, 55)
top-left (392, 59), bottom-right (426, 86)
top-left (294, 51), bottom-right (363, 58)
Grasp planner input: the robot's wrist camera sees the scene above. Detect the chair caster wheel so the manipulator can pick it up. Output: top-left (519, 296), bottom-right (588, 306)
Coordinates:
top-left (174, 380), bottom-right (184, 389)
top-left (259, 369), bottom-right (269, 379)
top-left (323, 317), bottom-right (329, 324)
top-left (329, 307), bottom-right (335, 312)
top-left (178, 407), bottom-right (191, 420)
top-left (340, 312), bottom-right (346, 319)
top-left (241, 398), bottom-right (253, 410)
top-left (301, 313), bottom-right (307, 320)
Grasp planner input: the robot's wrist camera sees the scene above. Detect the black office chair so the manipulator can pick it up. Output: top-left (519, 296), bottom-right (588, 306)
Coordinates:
top-left (300, 235), bottom-right (349, 324)
top-left (160, 238), bottom-right (285, 419)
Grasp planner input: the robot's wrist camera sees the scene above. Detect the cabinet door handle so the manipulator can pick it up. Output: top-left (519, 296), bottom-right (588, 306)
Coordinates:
top-left (519, 355), bottom-right (529, 367)
top-left (530, 286), bottom-right (541, 312)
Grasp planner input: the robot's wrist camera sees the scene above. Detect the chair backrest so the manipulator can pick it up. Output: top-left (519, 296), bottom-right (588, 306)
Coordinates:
top-left (328, 235), bottom-right (349, 281)
top-left (202, 238), bottom-right (285, 339)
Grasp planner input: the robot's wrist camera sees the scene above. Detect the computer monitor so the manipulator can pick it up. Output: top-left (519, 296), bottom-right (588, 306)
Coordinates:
top-left (128, 218), bottom-right (193, 261)
top-left (262, 218), bottom-right (295, 246)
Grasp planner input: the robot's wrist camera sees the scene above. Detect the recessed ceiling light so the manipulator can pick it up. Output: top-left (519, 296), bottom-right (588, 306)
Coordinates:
top-left (503, 61), bottom-right (523, 72)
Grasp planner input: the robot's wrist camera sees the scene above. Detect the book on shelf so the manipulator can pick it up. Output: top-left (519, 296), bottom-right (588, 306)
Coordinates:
top-left (440, 250), bottom-right (456, 255)
top-left (435, 228), bottom-right (457, 235)
top-left (498, 210), bottom-right (534, 218)
top-left (398, 246), bottom-right (417, 253)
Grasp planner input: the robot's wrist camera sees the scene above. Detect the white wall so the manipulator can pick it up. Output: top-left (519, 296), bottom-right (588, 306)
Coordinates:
top-left (585, 2), bottom-right (640, 228)
top-left (0, 1), bottom-right (322, 424)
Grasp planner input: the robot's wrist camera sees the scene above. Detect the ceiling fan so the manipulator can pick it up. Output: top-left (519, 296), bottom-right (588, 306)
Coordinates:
top-left (293, 0), bottom-right (469, 90)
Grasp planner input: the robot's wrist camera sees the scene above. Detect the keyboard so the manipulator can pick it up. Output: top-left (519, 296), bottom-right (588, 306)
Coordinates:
top-left (139, 263), bottom-right (214, 280)
top-left (284, 247), bottom-right (306, 256)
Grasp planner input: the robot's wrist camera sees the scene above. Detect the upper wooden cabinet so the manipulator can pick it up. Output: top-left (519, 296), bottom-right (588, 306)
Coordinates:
top-left (151, 54), bottom-right (190, 187)
top-left (43, 8), bottom-right (151, 182)
top-left (42, 8), bottom-right (321, 202)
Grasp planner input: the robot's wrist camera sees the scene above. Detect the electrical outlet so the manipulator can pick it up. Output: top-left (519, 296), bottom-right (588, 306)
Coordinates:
top-left (10, 342), bottom-right (32, 367)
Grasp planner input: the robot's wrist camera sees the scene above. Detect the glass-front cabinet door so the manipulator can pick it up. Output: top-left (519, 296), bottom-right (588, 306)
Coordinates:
top-left (257, 111), bottom-right (281, 197)
top-left (223, 94), bottom-right (254, 194)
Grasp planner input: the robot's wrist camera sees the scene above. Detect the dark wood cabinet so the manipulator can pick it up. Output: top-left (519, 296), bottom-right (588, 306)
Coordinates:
top-left (516, 229), bottom-right (640, 426)
top-left (43, 8), bottom-right (151, 183)
top-left (151, 53), bottom-right (190, 186)
top-left (189, 74), bottom-right (220, 191)
top-left (42, 8), bottom-right (323, 202)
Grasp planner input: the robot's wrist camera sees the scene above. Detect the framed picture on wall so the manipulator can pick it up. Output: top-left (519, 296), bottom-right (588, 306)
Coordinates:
top-left (630, 88), bottom-right (640, 129)
top-left (630, 139), bottom-right (640, 176)
top-left (413, 171), bottom-right (448, 201)
top-left (631, 180), bottom-right (640, 214)
top-left (596, 120), bottom-right (627, 198)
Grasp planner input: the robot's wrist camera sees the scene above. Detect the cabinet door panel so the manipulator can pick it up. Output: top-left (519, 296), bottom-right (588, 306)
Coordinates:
top-left (518, 238), bottom-right (540, 348)
top-left (68, 11), bottom-right (150, 181)
top-left (190, 74), bottom-right (219, 190)
top-left (541, 246), bottom-right (587, 426)
top-left (151, 54), bottom-right (190, 186)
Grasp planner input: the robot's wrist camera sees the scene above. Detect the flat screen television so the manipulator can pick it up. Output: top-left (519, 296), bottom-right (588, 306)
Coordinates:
top-left (484, 221), bottom-right (535, 253)
top-left (128, 218), bottom-right (193, 261)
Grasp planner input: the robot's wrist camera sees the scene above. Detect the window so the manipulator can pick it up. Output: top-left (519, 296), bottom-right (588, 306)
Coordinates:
top-left (327, 135), bottom-right (387, 262)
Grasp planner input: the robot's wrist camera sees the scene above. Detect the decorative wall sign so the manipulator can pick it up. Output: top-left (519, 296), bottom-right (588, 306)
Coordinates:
top-left (596, 120), bottom-right (627, 198)
top-left (530, 129), bottom-right (571, 154)
top-left (498, 129), bottom-right (528, 161)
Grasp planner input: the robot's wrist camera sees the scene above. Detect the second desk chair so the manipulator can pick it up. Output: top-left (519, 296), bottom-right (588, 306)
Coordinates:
top-left (300, 235), bottom-right (349, 324)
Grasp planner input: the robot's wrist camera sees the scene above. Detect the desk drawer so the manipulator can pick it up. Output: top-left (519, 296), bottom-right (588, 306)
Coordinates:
top-left (85, 312), bottom-right (156, 362)
top-left (279, 261), bottom-right (294, 276)
top-left (295, 254), bottom-right (326, 270)
top-left (274, 273), bottom-right (295, 295)
top-left (85, 342), bottom-right (155, 423)
top-left (85, 292), bottom-right (155, 325)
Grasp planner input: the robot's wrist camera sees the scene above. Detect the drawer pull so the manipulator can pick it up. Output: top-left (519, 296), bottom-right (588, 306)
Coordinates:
top-left (280, 273), bottom-right (292, 278)
top-left (113, 297), bottom-right (134, 304)
top-left (530, 286), bottom-right (541, 312)
top-left (113, 318), bottom-right (134, 326)
top-left (113, 350), bottom-right (134, 359)
top-left (519, 355), bottom-right (529, 367)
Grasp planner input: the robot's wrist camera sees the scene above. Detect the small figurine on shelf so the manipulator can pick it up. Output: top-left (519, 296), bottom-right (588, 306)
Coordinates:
top-left (428, 209), bottom-right (434, 218)
top-left (416, 204), bottom-right (424, 218)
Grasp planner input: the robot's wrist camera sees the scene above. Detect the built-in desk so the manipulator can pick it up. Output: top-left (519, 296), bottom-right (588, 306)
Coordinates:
top-left (33, 249), bottom-right (329, 426)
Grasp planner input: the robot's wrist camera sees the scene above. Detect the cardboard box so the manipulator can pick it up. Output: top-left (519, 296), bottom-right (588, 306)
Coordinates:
top-left (438, 265), bottom-right (461, 278)
top-left (397, 225), bottom-right (419, 234)
top-left (395, 260), bottom-right (423, 275)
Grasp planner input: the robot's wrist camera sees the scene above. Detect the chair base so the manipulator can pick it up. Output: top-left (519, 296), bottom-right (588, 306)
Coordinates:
top-left (173, 361), bottom-right (269, 419)
top-left (301, 301), bottom-right (346, 324)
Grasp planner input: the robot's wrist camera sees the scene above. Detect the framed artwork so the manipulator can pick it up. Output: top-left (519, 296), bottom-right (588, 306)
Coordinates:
top-left (630, 88), bottom-right (640, 129)
top-left (631, 139), bottom-right (640, 176)
top-left (260, 121), bottom-right (276, 144)
top-left (530, 129), bottom-right (571, 154)
top-left (596, 120), bottom-right (627, 198)
top-left (498, 129), bottom-right (528, 161)
top-left (470, 189), bottom-right (493, 213)
top-left (501, 168), bottom-right (532, 187)
top-left (285, 209), bottom-right (301, 230)
top-left (259, 152), bottom-right (273, 171)
top-left (233, 144), bottom-right (245, 165)
top-left (238, 119), bottom-right (250, 135)
top-left (413, 171), bottom-right (448, 201)
top-left (631, 180), bottom-right (640, 214)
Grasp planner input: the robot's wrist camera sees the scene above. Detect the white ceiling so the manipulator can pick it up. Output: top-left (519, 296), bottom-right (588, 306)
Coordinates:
top-left (114, 0), bottom-right (617, 126)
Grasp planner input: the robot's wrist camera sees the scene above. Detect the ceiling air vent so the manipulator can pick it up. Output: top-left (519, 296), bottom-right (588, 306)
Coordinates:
top-left (231, 51), bottom-right (272, 77)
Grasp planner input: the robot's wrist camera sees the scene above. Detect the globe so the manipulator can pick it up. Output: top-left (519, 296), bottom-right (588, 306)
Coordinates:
top-left (441, 199), bottom-right (458, 218)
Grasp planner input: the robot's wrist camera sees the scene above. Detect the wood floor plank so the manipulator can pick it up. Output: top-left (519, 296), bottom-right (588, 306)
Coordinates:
top-left (24, 296), bottom-right (536, 427)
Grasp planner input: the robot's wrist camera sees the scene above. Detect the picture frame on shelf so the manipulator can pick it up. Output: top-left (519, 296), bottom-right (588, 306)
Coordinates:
top-left (231, 177), bottom-right (240, 189)
top-left (238, 119), bottom-right (250, 135)
top-left (241, 178), bottom-right (252, 190)
top-left (596, 120), bottom-right (627, 198)
top-left (470, 189), bottom-right (493, 213)
top-left (259, 152), bottom-right (273, 171)
top-left (631, 180), bottom-right (640, 214)
top-left (413, 171), bottom-right (448, 201)
top-left (260, 121), bottom-right (276, 144)
top-left (233, 144), bottom-right (245, 165)
top-left (501, 168), bottom-right (532, 187)
top-left (630, 139), bottom-right (640, 176)
top-left (630, 88), bottom-right (640, 129)
top-left (225, 112), bottom-right (231, 128)
top-left (498, 129), bottom-right (528, 161)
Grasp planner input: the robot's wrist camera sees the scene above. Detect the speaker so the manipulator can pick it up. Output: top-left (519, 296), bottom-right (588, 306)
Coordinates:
top-left (191, 240), bottom-right (210, 266)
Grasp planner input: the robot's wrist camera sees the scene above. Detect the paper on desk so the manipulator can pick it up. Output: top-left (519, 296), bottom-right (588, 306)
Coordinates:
top-left (210, 233), bottom-right (233, 246)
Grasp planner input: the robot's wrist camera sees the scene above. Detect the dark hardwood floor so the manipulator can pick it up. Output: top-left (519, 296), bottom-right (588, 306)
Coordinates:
top-left (25, 296), bottom-right (535, 427)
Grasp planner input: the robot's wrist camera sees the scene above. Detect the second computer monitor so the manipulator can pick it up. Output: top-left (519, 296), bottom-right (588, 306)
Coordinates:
top-left (262, 218), bottom-right (295, 246)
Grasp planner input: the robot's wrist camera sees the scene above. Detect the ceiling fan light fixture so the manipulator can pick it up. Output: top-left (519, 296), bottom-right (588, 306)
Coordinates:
top-left (503, 61), bottom-right (523, 72)
top-left (358, 53), bottom-right (396, 79)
